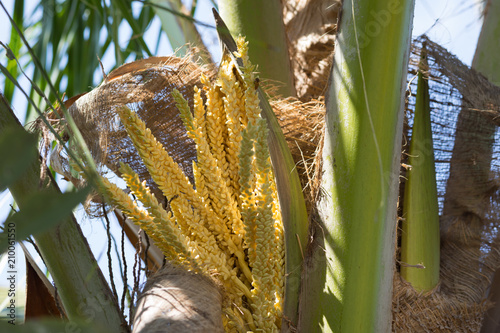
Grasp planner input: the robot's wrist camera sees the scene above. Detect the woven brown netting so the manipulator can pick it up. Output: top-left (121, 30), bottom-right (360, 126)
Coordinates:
top-left (50, 57), bottom-right (212, 204)
top-left (46, 56), bottom-right (218, 210)
top-left (393, 35), bottom-right (500, 332)
top-left (46, 54), bottom-right (324, 218)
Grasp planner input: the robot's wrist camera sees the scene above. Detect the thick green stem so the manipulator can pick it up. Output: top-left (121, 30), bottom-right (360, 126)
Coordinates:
top-left (298, 0), bottom-right (414, 332)
top-left (472, 0), bottom-right (500, 85)
top-left (0, 95), bottom-right (128, 332)
top-left (218, 0), bottom-right (296, 98)
top-left (401, 46), bottom-right (440, 292)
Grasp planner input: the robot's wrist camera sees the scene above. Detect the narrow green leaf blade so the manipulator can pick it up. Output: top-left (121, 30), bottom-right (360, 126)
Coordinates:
top-left (401, 46), bottom-right (440, 291)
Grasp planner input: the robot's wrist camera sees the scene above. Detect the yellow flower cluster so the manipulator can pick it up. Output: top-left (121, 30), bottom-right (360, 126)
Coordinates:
top-left (98, 37), bottom-right (284, 332)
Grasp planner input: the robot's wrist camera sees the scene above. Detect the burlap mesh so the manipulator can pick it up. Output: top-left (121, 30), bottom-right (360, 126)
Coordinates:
top-left (47, 55), bottom-right (324, 217)
top-left (393, 36), bottom-right (500, 332)
top-left (50, 57), bottom-right (212, 203)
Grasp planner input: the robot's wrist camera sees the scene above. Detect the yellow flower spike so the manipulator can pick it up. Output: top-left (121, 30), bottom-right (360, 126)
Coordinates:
top-left (97, 176), bottom-right (184, 265)
top-left (243, 80), bottom-right (261, 129)
top-left (238, 125), bottom-right (256, 205)
top-left (234, 36), bottom-right (250, 69)
top-left (218, 61), bottom-right (243, 196)
top-left (117, 106), bottom-right (195, 201)
top-left (250, 118), bottom-right (282, 331)
top-left (171, 90), bottom-right (195, 136)
top-left (235, 37), bottom-right (256, 90)
top-left (238, 124), bottom-right (258, 264)
top-left (118, 163), bottom-right (195, 267)
top-left (193, 161), bottom-right (209, 204)
top-left (200, 73), bottom-right (210, 88)
top-left (172, 89), bottom-right (249, 259)
top-left (206, 85), bottom-right (230, 184)
top-left (193, 86), bottom-right (206, 137)
top-left (234, 79), bottom-right (248, 129)
top-left (235, 36), bottom-right (261, 127)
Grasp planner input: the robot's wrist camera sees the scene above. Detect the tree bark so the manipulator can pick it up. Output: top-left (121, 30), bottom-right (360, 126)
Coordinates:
top-left (132, 264), bottom-right (224, 333)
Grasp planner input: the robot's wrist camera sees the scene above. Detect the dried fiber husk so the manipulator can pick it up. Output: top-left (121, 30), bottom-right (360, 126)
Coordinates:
top-left (283, 0), bottom-right (340, 101)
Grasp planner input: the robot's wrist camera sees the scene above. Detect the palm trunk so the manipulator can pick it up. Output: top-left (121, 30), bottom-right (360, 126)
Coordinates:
top-left (298, 0), bottom-right (415, 331)
top-left (132, 265), bottom-right (223, 333)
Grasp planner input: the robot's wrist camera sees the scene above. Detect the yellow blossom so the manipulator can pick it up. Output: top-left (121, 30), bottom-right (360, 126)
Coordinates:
top-left (98, 37), bottom-right (284, 333)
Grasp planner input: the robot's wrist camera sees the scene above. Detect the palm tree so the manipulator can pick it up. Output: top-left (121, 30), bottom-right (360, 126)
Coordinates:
top-left (1, 0), bottom-right (500, 332)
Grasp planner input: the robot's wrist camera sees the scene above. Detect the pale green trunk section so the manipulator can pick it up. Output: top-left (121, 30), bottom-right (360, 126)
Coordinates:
top-left (401, 46), bottom-right (440, 292)
top-left (298, 0), bottom-right (414, 332)
top-left (218, 0), bottom-right (296, 98)
top-left (152, 0), bottom-right (212, 63)
top-left (472, 0), bottom-right (500, 84)
top-left (0, 96), bottom-right (128, 332)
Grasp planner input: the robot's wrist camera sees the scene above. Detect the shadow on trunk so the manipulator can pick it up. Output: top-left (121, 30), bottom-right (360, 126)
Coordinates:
top-left (132, 264), bottom-right (224, 333)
